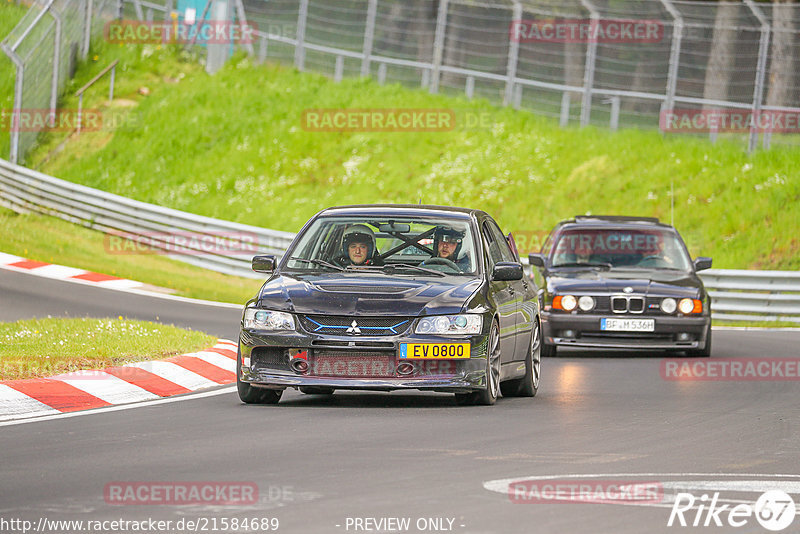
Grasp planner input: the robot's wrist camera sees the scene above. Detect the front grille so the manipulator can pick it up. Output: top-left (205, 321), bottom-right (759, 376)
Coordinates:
top-left (611, 296), bottom-right (645, 314)
top-left (300, 315), bottom-right (412, 336)
top-left (251, 347), bottom-right (290, 371)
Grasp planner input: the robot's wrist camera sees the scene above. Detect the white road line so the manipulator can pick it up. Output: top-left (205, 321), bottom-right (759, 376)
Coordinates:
top-left (190, 351), bottom-right (237, 373)
top-left (0, 384), bottom-right (60, 421)
top-left (125, 360), bottom-right (218, 390)
top-left (53, 372), bottom-right (159, 404)
top-left (0, 386), bottom-right (236, 427)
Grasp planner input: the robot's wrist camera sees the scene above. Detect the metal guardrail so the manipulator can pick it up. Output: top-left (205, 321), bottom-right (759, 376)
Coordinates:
top-left (701, 269), bottom-right (800, 323)
top-left (0, 156), bottom-right (797, 320)
top-left (0, 158), bottom-right (295, 279)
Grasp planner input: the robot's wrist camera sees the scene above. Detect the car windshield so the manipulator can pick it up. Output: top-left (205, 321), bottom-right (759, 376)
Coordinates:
top-left (549, 228), bottom-right (693, 271)
top-left (284, 215), bottom-right (477, 275)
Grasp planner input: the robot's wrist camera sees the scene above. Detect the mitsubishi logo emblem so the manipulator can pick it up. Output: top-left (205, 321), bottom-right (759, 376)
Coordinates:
top-left (345, 320), bottom-right (361, 335)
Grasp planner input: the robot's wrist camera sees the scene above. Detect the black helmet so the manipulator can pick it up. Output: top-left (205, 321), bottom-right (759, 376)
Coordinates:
top-left (341, 224), bottom-right (376, 259)
top-left (433, 226), bottom-right (464, 259)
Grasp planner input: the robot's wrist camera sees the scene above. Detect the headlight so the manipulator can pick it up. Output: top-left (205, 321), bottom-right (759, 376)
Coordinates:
top-left (660, 297), bottom-right (677, 314)
top-left (559, 295), bottom-right (577, 311)
top-left (678, 298), bottom-right (695, 314)
top-left (578, 296), bottom-right (595, 311)
top-left (415, 314), bottom-right (482, 335)
top-left (243, 308), bottom-right (295, 330)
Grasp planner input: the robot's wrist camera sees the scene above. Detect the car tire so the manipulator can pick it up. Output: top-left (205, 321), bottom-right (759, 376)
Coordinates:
top-left (541, 342), bottom-right (557, 358)
top-left (299, 386), bottom-right (335, 395)
top-left (237, 349), bottom-right (282, 404)
top-left (687, 326), bottom-right (712, 357)
top-left (501, 319), bottom-right (541, 398)
top-left (459, 320), bottom-right (500, 406)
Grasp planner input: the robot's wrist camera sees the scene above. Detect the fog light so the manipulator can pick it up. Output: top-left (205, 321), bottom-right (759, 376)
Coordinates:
top-left (397, 362), bottom-right (415, 376)
top-left (290, 358), bottom-right (309, 374)
top-left (677, 332), bottom-right (691, 341)
top-left (562, 330), bottom-right (576, 338)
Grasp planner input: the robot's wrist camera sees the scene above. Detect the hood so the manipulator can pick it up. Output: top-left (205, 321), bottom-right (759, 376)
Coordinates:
top-left (546, 268), bottom-right (704, 298)
top-left (257, 272), bottom-right (483, 316)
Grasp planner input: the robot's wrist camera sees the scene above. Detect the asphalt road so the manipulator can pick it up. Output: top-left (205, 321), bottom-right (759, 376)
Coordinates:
top-left (1, 268), bottom-right (799, 534)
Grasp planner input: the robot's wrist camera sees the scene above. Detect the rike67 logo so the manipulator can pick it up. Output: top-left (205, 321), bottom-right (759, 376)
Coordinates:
top-left (668, 490), bottom-right (796, 531)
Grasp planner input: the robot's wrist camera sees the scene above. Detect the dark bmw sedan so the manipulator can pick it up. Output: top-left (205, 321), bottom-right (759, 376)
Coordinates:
top-left (238, 205), bottom-right (541, 406)
top-left (529, 216), bottom-right (713, 357)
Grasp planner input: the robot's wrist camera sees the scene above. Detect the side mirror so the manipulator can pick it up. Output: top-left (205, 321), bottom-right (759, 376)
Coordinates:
top-left (252, 254), bottom-right (276, 274)
top-left (694, 257), bottom-right (712, 272)
top-left (493, 262), bottom-right (524, 281)
top-left (528, 253), bottom-right (546, 268)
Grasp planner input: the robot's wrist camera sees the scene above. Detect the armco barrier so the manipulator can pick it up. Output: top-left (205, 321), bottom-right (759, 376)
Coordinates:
top-left (0, 158), bottom-right (295, 279)
top-left (700, 269), bottom-right (800, 323)
top-left (0, 156), bottom-right (797, 322)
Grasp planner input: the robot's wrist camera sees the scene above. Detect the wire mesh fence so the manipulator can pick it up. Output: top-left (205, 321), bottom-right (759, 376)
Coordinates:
top-left (5, 0), bottom-right (800, 164)
top-left (1, 0), bottom-right (119, 164)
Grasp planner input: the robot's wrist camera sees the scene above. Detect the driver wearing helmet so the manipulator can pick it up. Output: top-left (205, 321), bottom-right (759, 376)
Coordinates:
top-left (431, 226), bottom-right (469, 271)
top-left (336, 224), bottom-right (383, 267)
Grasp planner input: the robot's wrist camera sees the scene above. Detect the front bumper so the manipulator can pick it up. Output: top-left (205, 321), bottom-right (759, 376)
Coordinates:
top-left (541, 311), bottom-right (710, 350)
top-left (238, 327), bottom-right (490, 393)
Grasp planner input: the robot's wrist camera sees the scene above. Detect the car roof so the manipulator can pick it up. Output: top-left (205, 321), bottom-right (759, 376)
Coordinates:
top-left (555, 215), bottom-right (676, 231)
top-left (316, 204), bottom-right (482, 220)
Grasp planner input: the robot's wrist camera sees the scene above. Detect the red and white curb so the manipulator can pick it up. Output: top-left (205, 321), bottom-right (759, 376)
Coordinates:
top-left (0, 339), bottom-right (239, 422)
top-left (0, 252), bottom-right (143, 290)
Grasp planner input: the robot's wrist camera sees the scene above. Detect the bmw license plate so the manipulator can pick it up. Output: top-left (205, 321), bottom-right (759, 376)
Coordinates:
top-left (399, 343), bottom-right (470, 359)
top-left (601, 318), bottom-right (655, 332)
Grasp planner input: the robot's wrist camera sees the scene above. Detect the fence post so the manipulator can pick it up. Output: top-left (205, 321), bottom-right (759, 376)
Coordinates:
top-left (560, 91), bottom-right (570, 127)
top-left (430, 0), bottom-right (449, 94)
top-left (234, 0), bottom-right (254, 56)
top-left (294, 0), bottom-right (309, 71)
top-left (658, 0), bottom-right (683, 123)
top-left (579, 0), bottom-right (599, 127)
top-left (745, 0), bottom-right (770, 154)
top-left (504, 1), bottom-right (522, 107)
top-left (1, 45), bottom-right (23, 164)
top-left (361, 0), bottom-right (377, 76)
top-left (49, 8), bottom-right (63, 128)
top-left (82, 0), bottom-right (92, 58)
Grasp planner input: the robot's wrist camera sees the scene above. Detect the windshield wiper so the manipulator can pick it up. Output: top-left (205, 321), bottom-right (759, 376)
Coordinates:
top-left (288, 257), bottom-right (346, 271)
top-left (550, 262), bottom-right (612, 270)
top-left (381, 263), bottom-right (446, 277)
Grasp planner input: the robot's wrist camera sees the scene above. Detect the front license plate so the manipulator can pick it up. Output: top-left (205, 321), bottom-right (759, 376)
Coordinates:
top-left (399, 343), bottom-right (470, 359)
top-left (601, 318), bottom-right (655, 332)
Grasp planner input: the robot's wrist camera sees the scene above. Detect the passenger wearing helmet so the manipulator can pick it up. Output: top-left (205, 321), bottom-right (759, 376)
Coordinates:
top-left (430, 226), bottom-right (470, 271)
top-left (335, 224), bottom-right (383, 267)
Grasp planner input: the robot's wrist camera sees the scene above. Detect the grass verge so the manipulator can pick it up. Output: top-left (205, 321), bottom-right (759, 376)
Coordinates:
top-left (21, 44), bottom-right (799, 271)
top-left (0, 206), bottom-right (262, 304)
top-left (0, 317), bottom-right (217, 380)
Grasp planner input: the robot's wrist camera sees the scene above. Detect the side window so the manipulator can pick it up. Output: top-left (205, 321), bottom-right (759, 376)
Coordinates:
top-left (482, 222), bottom-right (504, 270)
top-left (487, 220), bottom-right (515, 262)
